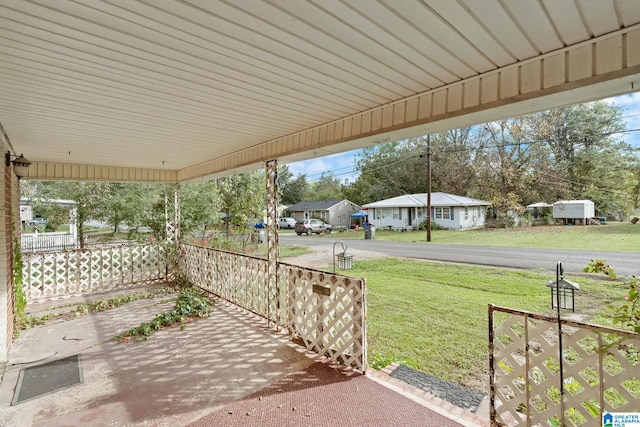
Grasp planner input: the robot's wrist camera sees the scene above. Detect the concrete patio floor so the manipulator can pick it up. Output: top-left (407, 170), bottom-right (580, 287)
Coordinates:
top-left (0, 285), bottom-right (488, 426)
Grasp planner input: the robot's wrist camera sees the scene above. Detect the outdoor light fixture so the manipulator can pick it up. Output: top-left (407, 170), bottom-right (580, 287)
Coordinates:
top-left (546, 263), bottom-right (580, 312)
top-left (548, 260), bottom-right (579, 417)
top-left (337, 250), bottom-right (353, 270)
top-left (333, 241), bottom-right (353, 272)
top-left (5, 151), bottom-right (32, 178)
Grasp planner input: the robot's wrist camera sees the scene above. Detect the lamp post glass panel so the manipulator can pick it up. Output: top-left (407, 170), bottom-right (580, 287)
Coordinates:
top-left (333, 241), bottom-right (353, 272)
top-left (337, 251), bottom-right (353, 270)
top-left (546, 273), bottom-right (580, 312)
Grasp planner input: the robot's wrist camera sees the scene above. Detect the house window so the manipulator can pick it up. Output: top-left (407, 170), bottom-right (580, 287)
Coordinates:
top-left (320, 211), bottom-right (326, 219)
top-left (393, 208), bottom-right (399, 219)
top-left (465, 207), bottom-right (469, 220)
top-left (435, 207), bottom-right (451, 219)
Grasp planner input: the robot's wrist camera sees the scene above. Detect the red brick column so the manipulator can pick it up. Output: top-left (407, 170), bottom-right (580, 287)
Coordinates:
top-left (0, 159), bottom-right (16, 361)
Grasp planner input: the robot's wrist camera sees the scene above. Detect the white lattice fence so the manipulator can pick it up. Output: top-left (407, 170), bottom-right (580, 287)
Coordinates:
top-left (179, 244), bottom-right (367, 371)
top-left (490, 305), bottom-right (639, 427)
top-left (22, 244), bottom-right (167, 302)
top-left (181, 244), bottom-right (271, 318)
top-left (284, 263), bottom-right (366, 372)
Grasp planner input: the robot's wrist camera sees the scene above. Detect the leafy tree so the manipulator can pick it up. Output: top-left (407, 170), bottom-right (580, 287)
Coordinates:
top-left (278, 165), bottom-right (309, 205)
top-left (145, 185), bottom-right (172, 240)
top-left (630, 161), bottom-right (640, 210)
top-left (179, 181), bottom-right (221, 238)
top-left (32, 181), bottom-right (110, 247)
top-left (93, 183), bottom-right (156, 235)
top-left (344, 141), bottom-right (426, 204)
top-left (307, 172), bottom-right (344, 201)
top-left (216, 171), bottom-right (265, 235)
top-left (531, 101), bottom-right (635, 217)
top-left (473, 118), bottom-right (538, 216)
top-left (430, 128), bottom-right (479, 196)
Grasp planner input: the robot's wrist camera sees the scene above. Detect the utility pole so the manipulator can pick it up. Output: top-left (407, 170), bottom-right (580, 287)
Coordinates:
top-left (426, 134), bottom-right (432, 242)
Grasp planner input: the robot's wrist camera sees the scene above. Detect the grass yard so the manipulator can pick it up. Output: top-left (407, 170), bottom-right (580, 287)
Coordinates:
top-left (279, 245), bottom-right (312, 257)
top-left (349, 258), bottom-right (630, 393)
top-left (331, 222), bottom-right (640, 252)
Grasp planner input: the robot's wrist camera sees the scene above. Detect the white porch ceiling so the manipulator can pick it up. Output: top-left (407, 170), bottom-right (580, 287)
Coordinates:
top-left (1, 1), bottom-right (640, 182)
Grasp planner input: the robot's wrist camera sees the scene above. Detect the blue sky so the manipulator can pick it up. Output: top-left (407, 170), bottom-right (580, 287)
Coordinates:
top-left (287, 92), bottom-right (640, 184)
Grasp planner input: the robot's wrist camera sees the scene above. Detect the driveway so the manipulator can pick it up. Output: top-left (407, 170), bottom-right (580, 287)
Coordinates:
top-left (279, 234), bottom-right (640, 277)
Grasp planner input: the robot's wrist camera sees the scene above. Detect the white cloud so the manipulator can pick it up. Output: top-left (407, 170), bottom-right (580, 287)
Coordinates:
top-left (287, 149), bottom-right (361, 183)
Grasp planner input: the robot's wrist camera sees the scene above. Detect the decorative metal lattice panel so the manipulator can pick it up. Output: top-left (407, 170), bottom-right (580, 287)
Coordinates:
top-left (180, 244), bottom-right (367, 372)
top-left (22, 244), bottom-right (166, 302)
top-left (490, 305), bottom-right (639, 427)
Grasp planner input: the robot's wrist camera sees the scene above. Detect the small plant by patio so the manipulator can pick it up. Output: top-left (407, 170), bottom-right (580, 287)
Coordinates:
top-left (73, 287), bottom-right (177, 315)
top-left (12, 236), bottom-right (27, 336)
top-left (115, 287), bottom-right (213, 342)
top-left (369, 351), bottom-right (410, 370)
top-left (19, 287), bottom-right (178, 329)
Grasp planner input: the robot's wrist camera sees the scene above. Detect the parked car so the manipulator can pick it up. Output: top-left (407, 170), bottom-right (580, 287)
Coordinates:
top-left (252, 221), bottom-right (266, 229)
top-left (294, 219), bottom-right (332, 235)
top-left (278, 217), bottom-right (296, 229)
top-left (28, 217), bottom-right (47, 226)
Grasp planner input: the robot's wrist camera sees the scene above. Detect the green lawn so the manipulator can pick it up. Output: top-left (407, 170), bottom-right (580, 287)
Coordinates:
top-left (331, 222), bottom-right (640, 252)
top-left (350, 258), bottom-right (629, 393)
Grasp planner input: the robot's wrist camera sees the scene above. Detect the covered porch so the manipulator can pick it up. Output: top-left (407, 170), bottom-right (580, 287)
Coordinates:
top-left (0, 269), bottom-right (478, 426)
top-left (1, 2), bottom-right (640, 425)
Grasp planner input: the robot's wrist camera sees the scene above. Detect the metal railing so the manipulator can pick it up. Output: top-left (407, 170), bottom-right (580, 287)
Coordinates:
top-left (21, 233), bottom-right (78, 253)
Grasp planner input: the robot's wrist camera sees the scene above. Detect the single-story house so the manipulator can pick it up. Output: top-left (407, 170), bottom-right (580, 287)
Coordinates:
top-left (362, 193), bottom-right (491, 230)
top-left (286, 199), bottom-right (361, 228)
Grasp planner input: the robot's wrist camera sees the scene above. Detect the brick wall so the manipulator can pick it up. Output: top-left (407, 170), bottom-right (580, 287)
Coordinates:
top-left (0, 159), bottom-right (15, 360)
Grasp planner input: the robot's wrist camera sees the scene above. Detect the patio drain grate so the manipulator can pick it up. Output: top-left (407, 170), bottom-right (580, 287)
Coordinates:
top-left (12, 354), bottom-right (83, 405)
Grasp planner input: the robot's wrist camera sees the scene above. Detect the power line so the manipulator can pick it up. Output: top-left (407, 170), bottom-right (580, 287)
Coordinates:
top-left (299, 117), bottom-right (640, 183)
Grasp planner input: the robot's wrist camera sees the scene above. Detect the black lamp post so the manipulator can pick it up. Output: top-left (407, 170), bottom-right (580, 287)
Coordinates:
top-left (548, 261), bottom-right (579, 425)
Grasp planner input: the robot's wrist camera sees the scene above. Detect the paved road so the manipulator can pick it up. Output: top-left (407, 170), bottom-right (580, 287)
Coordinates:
top-left (279, 234), bottom-right (640, 277)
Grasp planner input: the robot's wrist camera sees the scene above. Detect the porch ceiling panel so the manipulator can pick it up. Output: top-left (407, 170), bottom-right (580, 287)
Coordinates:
top-left (0, 0), bottom-right (639, 182)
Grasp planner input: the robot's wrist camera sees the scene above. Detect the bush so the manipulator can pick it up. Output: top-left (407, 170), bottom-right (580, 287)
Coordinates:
top-left (418, 219), bottom-right (442, 231)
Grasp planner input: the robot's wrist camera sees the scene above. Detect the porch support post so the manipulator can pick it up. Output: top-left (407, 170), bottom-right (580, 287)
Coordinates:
top-left (164, 184), bottom-right (180, 244)
top-left (174, 184), bottom-right (181, 244)
top-left (0, 155), bottom-right (19, 362)
top-left (265, 160), bottom-right (279, 326)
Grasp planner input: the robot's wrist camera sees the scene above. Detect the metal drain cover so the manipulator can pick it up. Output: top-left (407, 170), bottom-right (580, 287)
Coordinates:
top-left (13, 354), bottom-right (83, 405)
